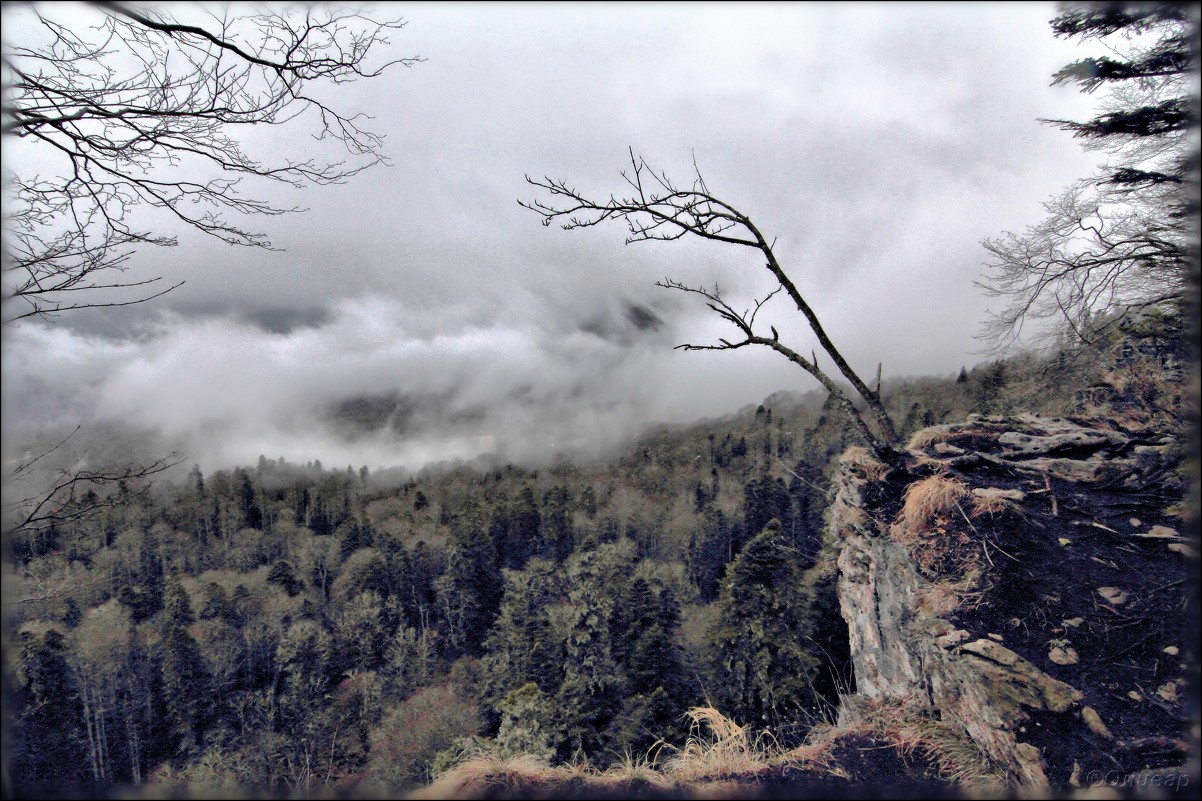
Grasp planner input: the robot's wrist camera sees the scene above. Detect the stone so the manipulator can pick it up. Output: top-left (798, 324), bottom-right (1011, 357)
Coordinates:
top-left (997, 429), bottom-right (1126, 457)
top-left (830, 416), bottom-right (1185, 789)
top-left (1163, 645), bottom-right (1179, 656)
top-left (1081, 706), bottom-right (1113, 739)
top-left (1133, 525), bottom-right (1181, 540)
top-left (1157, 682), bottom-right (1178, 703)
top-left (959, 638), bottom-right (1084, 713)
top-left (972, 487), bottom-right (1026, 502)
top-left (1014, 743), bottom-right (1049, 787)
top-left (933, 442), bottom-right (965, 456)
top-left (935, 629), bottom-right (970, 649)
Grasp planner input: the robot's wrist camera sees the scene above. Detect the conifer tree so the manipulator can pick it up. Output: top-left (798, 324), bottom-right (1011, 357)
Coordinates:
top-left (712, 519), bottom-right (821, 737)
top-left (435, 499), bottom-right (503, 654)
top-left (554, 547), bottom-right (627, 761)
top-left (160, 625), bottom-right (210, 759)
top-left (12, 630), bottom-right (88, 793)
top-left (482, 559), bottom-right (563, 706)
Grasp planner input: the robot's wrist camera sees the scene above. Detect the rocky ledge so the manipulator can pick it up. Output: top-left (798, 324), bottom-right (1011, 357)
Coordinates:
top-left (833, 413), bottom-right (1196, 790)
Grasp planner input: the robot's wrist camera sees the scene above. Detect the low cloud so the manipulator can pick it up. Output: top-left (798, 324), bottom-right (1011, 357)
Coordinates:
top-left (3, 293), bottom-right (798, 473)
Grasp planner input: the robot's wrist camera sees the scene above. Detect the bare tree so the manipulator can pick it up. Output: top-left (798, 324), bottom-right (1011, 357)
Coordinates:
top-left (521, 149), bottom-right (899, 457)
top-left (976, 5), bottom-right (1196, 351)
top-left (977, 179), bottom-right (1187, 349)
top-left (2, 2), bottom-right (420, 322)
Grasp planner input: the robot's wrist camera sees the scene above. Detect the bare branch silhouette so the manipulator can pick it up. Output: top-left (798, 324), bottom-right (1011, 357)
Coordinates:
top-left (5, 427), bottom-right (182, 538)
top-left (2, 2), bottom-right (421, 322)
top-left (522, 149), bottom-right (899, 456)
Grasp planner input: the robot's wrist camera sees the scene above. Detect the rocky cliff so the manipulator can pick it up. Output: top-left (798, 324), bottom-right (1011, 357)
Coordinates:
top-left (832, 412), bottom-right (1196, 791)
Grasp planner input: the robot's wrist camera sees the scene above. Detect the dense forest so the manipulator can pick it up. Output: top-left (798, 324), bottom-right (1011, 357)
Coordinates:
top-left (6, 331), bottom-right (1166, 797)
top-left (3, 3), bottom-right (1196, 798)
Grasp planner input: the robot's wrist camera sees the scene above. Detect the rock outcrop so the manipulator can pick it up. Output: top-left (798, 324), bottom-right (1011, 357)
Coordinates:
top-left (832, 413), bottom-right (1194, 790)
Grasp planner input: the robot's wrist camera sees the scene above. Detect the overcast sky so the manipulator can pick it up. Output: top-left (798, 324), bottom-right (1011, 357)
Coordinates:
top-left (2, 2), bottom-right (1107, 473)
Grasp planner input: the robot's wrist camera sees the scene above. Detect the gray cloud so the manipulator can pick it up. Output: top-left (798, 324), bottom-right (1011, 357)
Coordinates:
top-left (3, 3), bottom-right (1108, 472)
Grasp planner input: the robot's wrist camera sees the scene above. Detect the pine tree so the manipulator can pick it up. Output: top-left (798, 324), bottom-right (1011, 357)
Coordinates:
top-left (12, 630), bottom-right (88, 793)
top-left (554, 547), bottom-right (627, 761)
top-left (712, 519), bottom-right (822, 737)
top-left (495, 683), bottom-right (558, 762)
top-left (980, 6), bottom-right (1196, 348)
top-left (435, 499), bottom-right (503, 655)
top-left (160, 625), bottom-right (210, 759)
top-left (266, 560), bottom-right (304, 596)
top-left (235, 468), bottom-right (263, 530)
top-left (497, 486), bottom-right (540, 569)
top-left (540, 485), bottom-right (575, 561)
top-left (690, 508), bottom-right (731, 602)
top-left (611, 585), bottom-right (695, 752)
top-left (162, 575), bottom-right (195, 629)
top-left (482, 559), bottom-right (563, 706)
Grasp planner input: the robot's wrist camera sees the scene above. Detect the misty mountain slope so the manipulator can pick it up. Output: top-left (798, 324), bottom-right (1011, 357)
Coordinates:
top-left (4, 328), bottom-right (1189, 799)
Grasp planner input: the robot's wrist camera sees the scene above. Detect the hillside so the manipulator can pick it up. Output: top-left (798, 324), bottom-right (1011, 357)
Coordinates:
top-left (4, 325), bottom-right (1195, 799)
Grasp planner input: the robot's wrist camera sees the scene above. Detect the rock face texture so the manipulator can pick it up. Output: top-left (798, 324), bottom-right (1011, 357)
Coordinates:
top-left (832, 414), bottom-right (1193, 789)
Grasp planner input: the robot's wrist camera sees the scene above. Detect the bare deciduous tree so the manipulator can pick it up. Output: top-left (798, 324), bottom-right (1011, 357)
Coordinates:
top-left (976, 5), bottom-right (1196, 351)
top-left (2, 2), bottom-right (420, 322)
top-left (521, 149), bottom-right (899, 458)
top-left (977, 179), bottom-right (1187, 349)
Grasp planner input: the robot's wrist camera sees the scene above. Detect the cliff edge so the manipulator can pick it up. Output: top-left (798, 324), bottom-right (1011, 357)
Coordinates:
top-left (833, 411), bottom-right (1196, 792)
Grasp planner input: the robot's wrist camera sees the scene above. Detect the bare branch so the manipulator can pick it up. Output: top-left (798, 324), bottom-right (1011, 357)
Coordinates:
top-left (2, 3), bottom-right (421, 322)
top-left (978, 9), bottom-right (1194, 351)
top-left (523, 151), bottom-right (900, 456)
top-left (6, 441), bottom-right (183, 538)
top-left (977, 181), bottom-right (1188, 352)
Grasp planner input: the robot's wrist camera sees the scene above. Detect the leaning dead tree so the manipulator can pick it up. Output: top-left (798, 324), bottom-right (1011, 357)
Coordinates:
top-left (2, 2), bottom-right (420, 322)
top-left (522, 149), bottom-right (899, 458)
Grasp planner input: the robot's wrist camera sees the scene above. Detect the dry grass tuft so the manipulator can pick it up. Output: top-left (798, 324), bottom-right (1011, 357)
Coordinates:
top-left (970, 493), bottom-right (1018, 518)
top-left (600, 751), bottom-right (674, 790)
top-left (841, 446), bottom-right (889, 481)
top-left (891, 475), bottom-right (987, 580)
top-left (914, 581), bottom-right (966, 617)
top-left (898, 475), bottom-right (969, 532)
top-left (782, 721), bottom-right (852, 776)
top-left (417, 701), bottom-right (1008, 797)
top-left (835, 697), bottom-right (1004, 790)
top-left (906, 427), bottom-right (949, 451)
top-left (662, 707), bottom-right (777, 782)
top-left (412, 754), bottom-right (563, 799)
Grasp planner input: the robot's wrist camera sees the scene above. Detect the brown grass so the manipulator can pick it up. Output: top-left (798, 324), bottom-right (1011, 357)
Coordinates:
top-left (906, 427), bottom-right (949, 451)
top-left (661, 707), bottom-right (777, 782)
top-left (418, 701), bottom-right (1006, 798)
top-left (601, 752), bottom-right (674, 789)
top-left (914, 581), bottom-right (966, 617)
top-left (891, 476), bottom-right (987, 580)
top-left (970, 493), bottom-right (1018, 518)
top-left (841, 446), bottom-right (889, 481)
top-left (898, 475), bottom-right (969, 532)
top-left (411, 754), bottom-right (561, 799)
top-left (836, 697), bottom-right (1004, 790)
